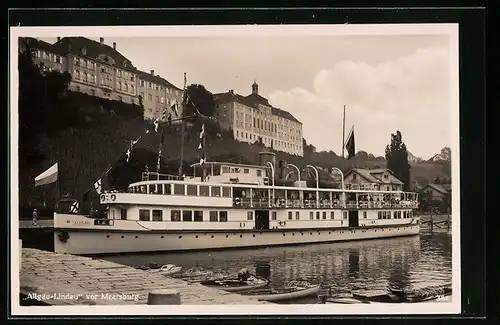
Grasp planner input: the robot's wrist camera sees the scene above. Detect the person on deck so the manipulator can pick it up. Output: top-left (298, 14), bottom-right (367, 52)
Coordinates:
top-left (32, 208), bottom-right (38, 226)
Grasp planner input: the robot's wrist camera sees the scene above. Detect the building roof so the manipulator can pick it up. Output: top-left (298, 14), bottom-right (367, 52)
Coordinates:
top-left (21, 37), bottom-right (63, 54)
top-left (346, 169), bottom-right (381, 183)
top-left (137, 70), bottom-right (181, 90)
top-left (345, 168), bottom-right (404, 185)
top-left (421, 183), bottom-right (450, 194)
top-left (214, 90), bottom-right (302, 124)
top-left (53, 37), bottom-right (137, 71)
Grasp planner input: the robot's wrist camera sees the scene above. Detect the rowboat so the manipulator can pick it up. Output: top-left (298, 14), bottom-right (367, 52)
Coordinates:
top-left (241, 284), bottom-right (320, 302)
top-left (199, 276), bottom-right (269, 292)
top-left (146, 264), bottom-right (183, 276)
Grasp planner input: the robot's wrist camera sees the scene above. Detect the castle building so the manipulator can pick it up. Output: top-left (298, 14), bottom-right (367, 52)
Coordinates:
top-left (214, 82), bottom-right (303, 156)
top-left (19, 36), bottom-right (182, 121)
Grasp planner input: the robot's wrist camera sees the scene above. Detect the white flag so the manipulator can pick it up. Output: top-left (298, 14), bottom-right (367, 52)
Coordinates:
top-left (34, 163), bottom-right (58, 187)
top-left (94, 178), bottom-right (102, 194)
top-left (154, 118), bottom-right (159, 132)
top-left (70, 201), bottom-right (79, 214)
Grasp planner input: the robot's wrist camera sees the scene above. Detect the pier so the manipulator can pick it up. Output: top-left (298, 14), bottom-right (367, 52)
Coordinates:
top-left (20, 248), bottom-right (272, 305)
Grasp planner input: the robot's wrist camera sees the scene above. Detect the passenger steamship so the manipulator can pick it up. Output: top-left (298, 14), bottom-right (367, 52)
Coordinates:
top-left (53, 151), bottom-right (420, 255)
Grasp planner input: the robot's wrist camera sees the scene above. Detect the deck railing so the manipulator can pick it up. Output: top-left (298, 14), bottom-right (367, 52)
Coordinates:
top-left (232, 198), bottom-right (418, 209)
top-left (142, 172), bottom-right (183, 182)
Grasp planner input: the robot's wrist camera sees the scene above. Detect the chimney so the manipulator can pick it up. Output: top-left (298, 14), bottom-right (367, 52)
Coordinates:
top-left (100, 37), bottom-right (104, 45)
top-left (229, 89), bottom-right (234, 95)
top-left (113, 42), bottom-right (116, 50)
top-left (57, 37), bottom-right (61, 42)
top-left (150, 70), bottom-right (154, 75)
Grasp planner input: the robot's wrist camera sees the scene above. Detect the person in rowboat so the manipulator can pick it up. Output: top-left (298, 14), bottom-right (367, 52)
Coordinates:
top-left (237, 268), bottom-right (250, 282)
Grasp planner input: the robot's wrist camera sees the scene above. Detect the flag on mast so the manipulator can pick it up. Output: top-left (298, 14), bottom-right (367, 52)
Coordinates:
top-left (34, 163), bottom-right (58, 187)
top-left (345, 127), bottom-right (356, 159)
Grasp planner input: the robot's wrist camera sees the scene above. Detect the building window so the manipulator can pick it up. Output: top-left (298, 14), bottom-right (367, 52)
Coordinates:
top-left (156, 96), bottom-right (159, 103)
top-left (152, 210), bottom-right (163, 221)
top-left (171, 210), bottom-right (181, 222)
top-left (160, 97), bottom-right (164, 104)
top-left (182, 210), bottom-right (192, 222)
top-left (139, 209), bottom-right (150, 221)
top-left (209, 211), bottom-right (218, 222)
top-left (140, 92), bottom-right (144, 99)
top-left (140, 80), bottom-right (145, 87)
top-left (148, 94), bottom-right (152, 101)
top-left (194, 211), bottom-right (203, 222)
top-left (219, 211), bottom-right (228, 222)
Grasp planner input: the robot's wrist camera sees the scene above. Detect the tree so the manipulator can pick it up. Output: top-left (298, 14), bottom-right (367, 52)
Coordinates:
top-left (385, 131), bottom-right (411, 191)
top-left (137, 94), bottom-right (145, 120)
top-left (303, 138), bottom-right (316, 153)
top-left (183, 84), bottom-right (215, 119)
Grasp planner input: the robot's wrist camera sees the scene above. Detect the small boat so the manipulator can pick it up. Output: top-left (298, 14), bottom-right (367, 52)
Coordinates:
top-left (199, 276), bottom-right (269, 292)
top-left (137, 262), bottom-right (162, 270)
top-left (241, 284), bottom-right (320, 302)
top-left (146, 264), bottom-right (183, 276)
top-left (325, 297), bottom-right (370, 304)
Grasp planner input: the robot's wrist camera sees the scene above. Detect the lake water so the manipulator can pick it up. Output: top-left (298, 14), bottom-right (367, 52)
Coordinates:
top-left (103, 230), bottom-right (452, 304)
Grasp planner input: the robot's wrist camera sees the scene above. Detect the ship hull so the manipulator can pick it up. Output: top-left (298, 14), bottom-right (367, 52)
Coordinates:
top-left (54, 224), bottom-right (420, 255)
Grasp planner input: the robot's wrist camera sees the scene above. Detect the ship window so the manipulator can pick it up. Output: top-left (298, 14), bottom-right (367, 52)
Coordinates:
top-left (296, 211), bottom-right (300, 220)
top-left (393, 211), bottom-right (398, 219)
top-left (149, 185), bottom-right (155, 194)
top-left (378, 211), bottom-right (382, 219)
top-left (288, 211), bottom-right (293, 220)
top-left (200, 185), bottom-right (209, 196)
top-left (244, 168), bottom-right (249, 174)
top-left (174, 184), bottom-right (185, 195)
top-left (163, 184), bottom-right (171, 195)
top-left (219, 211), bottom-right (228, 222)
top-left (211, 187), bottom-right (221, 197)
top-left (322, 212), bottom-right (327, 219)
top-left (222, 166), bottom-right (230, 173)
top-left (121, 208), bottom-right (127, 220)
top-left (409, 211), bottom-right (413, 218)
top-left (171, 210), bottom-right (181, 222)
top-left (182, 210), bottom-right (192, 222)
top-left (271, 211), bottom-right (277, 220)
top-left (256, 170), bottom-right (262, 177)
top-left (330, 212), bottom-right (334, 219)
top-left (309, 211), bottom-right (314, 220)
top-left (363, 211), bottom-right (367, 219)
top-left (397, 211), bottom-right (401, 219)
top-left (194, 211), bottom-right (203, 222)
top-left (222, 187), bottom-right (231, 198)
top-left (316, 212), bottom-right (320, 220)
top-left (343, 212), bottom-right (348, 219)
top-left (139, 209), bottom-right (150, 221)
top-left (186, 185), bottom-right (197, 196)
top-left (247, 211), bottom-right (253, 221)
top-left (209, 211), bottom-right (218, 222)
top-left (152, 210), bottom-right (163, 221)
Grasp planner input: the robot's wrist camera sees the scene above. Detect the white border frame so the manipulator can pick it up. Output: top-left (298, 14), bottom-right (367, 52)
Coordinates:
top-left (9, 23), bottom-right (460, 316)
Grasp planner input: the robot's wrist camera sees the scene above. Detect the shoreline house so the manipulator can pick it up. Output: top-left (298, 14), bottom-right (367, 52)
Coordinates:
top-left (343, 168), bottom-right (405, 191)
top-left (418, 183), bottom-right (452, 212)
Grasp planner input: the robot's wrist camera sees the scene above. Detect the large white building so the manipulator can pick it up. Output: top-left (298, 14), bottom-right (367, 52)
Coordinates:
top-left (214, 82), bottom-right (304, 156)
top-left (20, 36), bottom-right (182, 120)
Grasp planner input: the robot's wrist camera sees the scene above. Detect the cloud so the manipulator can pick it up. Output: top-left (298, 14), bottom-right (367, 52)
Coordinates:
top-left (268, 47), bottom-right (450, 158)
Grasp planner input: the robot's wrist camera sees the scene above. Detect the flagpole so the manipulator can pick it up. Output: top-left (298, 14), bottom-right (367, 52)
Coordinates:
top-left (178, 72), bottom-right (187, 178)
top-left (342, 105), bottom-right (346, 159)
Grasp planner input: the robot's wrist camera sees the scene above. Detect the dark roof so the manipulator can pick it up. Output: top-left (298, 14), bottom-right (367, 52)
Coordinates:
top-left (345, 168), bottom-right (404, 185)
top-left (345, 169), bottom-right (380, 183)
top-left (137, 70), bottom-right (181, 90)
top-left (214, 90), bottom-right (302, 124)
top-left (21, 37), bottom-right (63, 54)
top-left (52, 37), bottom-right (137, 71)
top-left (421, 183), bottom-right (450, 194)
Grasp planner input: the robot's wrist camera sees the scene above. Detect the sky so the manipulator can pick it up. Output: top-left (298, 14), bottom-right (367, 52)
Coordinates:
top-left (40, 30), bottom-right (454, 159)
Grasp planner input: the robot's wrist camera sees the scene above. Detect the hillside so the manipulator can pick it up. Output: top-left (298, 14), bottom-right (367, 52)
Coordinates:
top-left (20, 114), bottom-right (451, 208)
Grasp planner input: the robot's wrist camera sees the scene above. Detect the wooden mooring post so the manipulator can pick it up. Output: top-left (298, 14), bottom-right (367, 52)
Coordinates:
top-left (147, 289), bottom-right (181, 305)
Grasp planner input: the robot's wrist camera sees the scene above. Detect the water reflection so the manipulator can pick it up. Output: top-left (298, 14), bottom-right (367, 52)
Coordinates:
top-left (104, 233), bottom-right (452, 295)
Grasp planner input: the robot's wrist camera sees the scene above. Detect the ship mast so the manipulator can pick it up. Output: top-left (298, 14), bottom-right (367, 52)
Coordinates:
top-left (178, 72), bottom-right (187, 177)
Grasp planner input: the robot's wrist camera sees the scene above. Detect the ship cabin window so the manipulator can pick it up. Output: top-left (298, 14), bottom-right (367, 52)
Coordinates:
top-left (212, 166), bottom-right (221, 176)
top-left (120, 208), bottom-right (127, 220)
top-left (148, 185), bottom-right (155, 194)
top-left (296, 211), bottom-right (300, 220)
top-left (244, 168), bottom-right (250, 174)
top-left (164, 184), bottom-right (171, 195)
top-left (152, 210), bottom-right (163, 221)
top-left (309, 211), bottom-right (314, 220)
top-left (271, 211), bottom-right (277, 220)
top-left (211, 187), bottom-right (221, 197)
top-left (343, 212), bottom-right (348, 219)
top-left (316, 212), bottom-right (320, 220)
top-left (187, 185), bottom-right (197, 196)
top-left (222, 187), bottom-right (231, 198)
top-left (330, 212), bottom-right (335, 219)
top-left (378, 211), bottom-right (382, 219)
top-left (393, 211), bottom-right (398, 219)
top-left (210, 211), bottom-right (218, 222)
top-left (322, 212), bottom-right (327, 220)
top-left (363, 211), bottom-right (367, 219)
top-left (171, 210), bottom-right (181, 222)
top-left (200, 185), bottom-right (210, 196)
top-left (183, 210), bottom-right (192, 222)
top-left (140, 185), bottom-right (146, 193)
top-left (174, 184), bottom-right (185, 195)
top-left (194, 211), bottom-right (203, 222)
top-left (139, 209), bottom-right (150, 221)
top-left (409, 211), bottom-right (413, 218)
top-left (288, 211), bottom-right (293, 220)
top-left (397, 211), bottom-right (401, 219)
top-left (256, 170), bottom-right (262, 177)
top-left (222, 166), bottom-right (230, 174)
top-left (247, 211), bottom-right (253, 221)
top-left (219, 211), bottom-right (228, 222)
